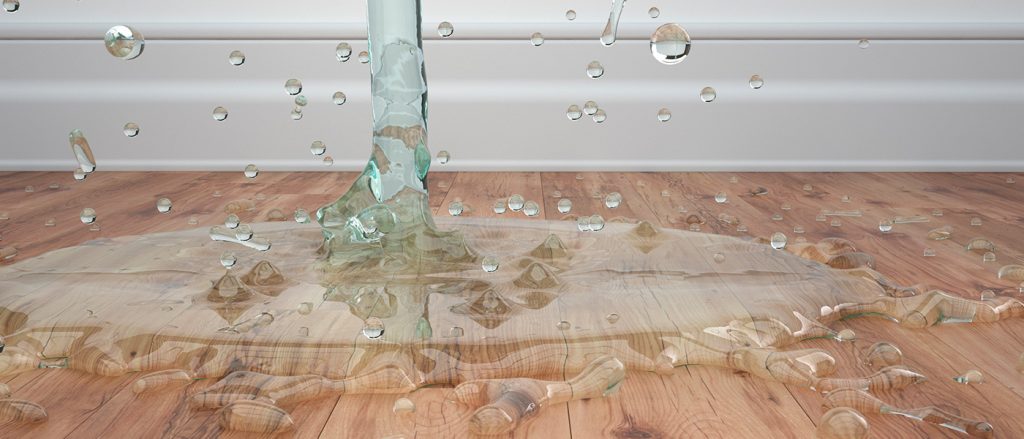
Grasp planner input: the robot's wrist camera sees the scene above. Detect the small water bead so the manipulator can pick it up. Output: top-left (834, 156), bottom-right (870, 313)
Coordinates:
top-left (508, 194), bottom-right (525, 212)
top-left (294, 95), bottom-right (309, 107)
top-left (648, 7), bottom-right (660, 18)
top-left (436, 150), bottom-right (450, 165)
top-left (589, 215), bottom-right (606, 231)
top-left (793, 225), bottom-right (805, 234)
top-left (970, 217), bottom-right (983, 226)
top-left (437, 21), bottom-right (454, 38)
top-left (582, 102), bottom-right (599, 116)
top-left (80, 208), bottom-right (97, 224)
top-left (1007, 176), bottom-right (1017, 184)
top-left (592, 109), bottom-right (607, 123)
top-left (362, 317), bottom-right (385, 339)
top-left (44, 218), bottom-right (57, 227)
top-left (830, 218), bottom-right (842, 227)
top-left (586, 61), bottom-right (605, 79)
top-left (523, 201), bottom-right (540, 217)
top-left (713, 253), bottom-right (726, 263)
top-left (556, 198), bottom-right (573, 214)
top-left (923, 247), bottom-right (936, 257)
top-left (576, 174), bottom-right (585, 181)
top-left (448, 201), bottom-right (464, 217)
top-left (656, 108), bottom-right (672, 122)
top-left (566, 105), bottom-right (583, 120)
top-left (492, 200), bottom-right (507, 214)
top-left (878, 219), bottom-right (893, 233)
top-left (3, 0), bottom-right (18, 12)
top-left (953, 369), bottom-right (984, 384)
top-left (932, 209), bottom-right (943, 216)
top-left (123, 122), bottom-right (140, 138)
top-left (603, 192), bottom-right (624, 209)
top-left (187, 215), bottom-right (199, 225)
top-left (244, 164), bottom-right (259, 179)
top-left (234, 224), bottom-right (253, 241)
top-left (770, 232), bottom-right (787, 249)
top-left (577, 216), bottom-right (591, 232)
top-left (23, 185), bottom-right (34, 194)
top-left (335, 42), bottom-right (352, 62)
top-left (212, 106), bottom-right (229, 121)
top-left (803, 184), bottom-right (813, 192)
top-left (220, 252), bottom-right (237, 269)
top-left (858, 39), bottom-right (870, 49)
top-left (290, 108), bottom-right (303, 120)
top-left (980, 290), bottom-right (996, 301)
top-left (393, 398), bottom-right (416, 414)
top-left (841, 195), bottom-right (852, 203)
top-left (771, 213), bottom-right (783, 221)
top-left (650, 23), bottom-right (692, 65)
top-left (225, 214), bottom-right (240, 229)
top-left (780, 203), bottom-right (792, 211)
top-left (481, 256), bottom-right (500, 273)
top-left (358, 51), bottom-right (370, 63)
top-left (556, 321), bottom-right (571, 330)
top-left (0, 247), bottom-right (16, 261)
top-left (565, 9), bottom-right (577, 20)
top-left (308, 141), bottom-right (327, 156)
top-left (104, 26), bottom-right (145, 60)
top-left (224, 50), bottom-right (246, 66)
top-left (331, 92), bottom-right (348, 106)
top-left (714, 192), bottom-right (727, 204)
top-left (749, 75), bottom-right (765, 89)
top-left (700, 87), bottom-right (716, 103)
top-left (736, 224), bottom-right (748, 233)
top-left (836, 329), bottom-right (857, 341)
top-left (155, 198), bottom-right (173, 214)
top-left (284, 79), bottom-right (302, 96)
top-left (530, 32), bottom-right (545, 46)
top-left (817, 407), bottom-right (869, 439)
top-left (297, 302), bottom-right (314, 315)
top-left (983, 252), bottom-right (997, 263)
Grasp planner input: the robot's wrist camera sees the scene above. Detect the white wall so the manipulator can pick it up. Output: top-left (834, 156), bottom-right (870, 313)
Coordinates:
top-left (2, 1), bottom-right (1024, 171)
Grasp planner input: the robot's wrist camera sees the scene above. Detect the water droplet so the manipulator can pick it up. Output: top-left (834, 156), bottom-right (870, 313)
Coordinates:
top-left (770, 232), bottom-right (787, 249)
top-left (234, 224), bottom-right (253, 241)
top-left (187, 215), bottom-right (199, 225)
top-left (749, 75), bottom-right (765, 89)
top-left (878, 220), bottom-right (893, 233)
top-left (600, 0), bottom-right (627, 46)
top-left (156, 198), bottom-right (172, 214)
top-left (123, 122), bottom-right (140, 137)
top-left (336, 42), bottom-right (352, 62)
top-left (290, 107), bottom-right (303, 120)
top-left (332, 91), bottom-right (347, 106)
top-left (864, 342), bottom-right (903, 369)
top-left (858, 39), bottom-right (870, 49)
top-left (836, 329), bottom-right (856, 341)
top-left (44, 218), bottom-right (56, 227)
top-left (565, 9), bottom-right (577, 20)
top-left (593, 109), bottom-right (607, 123)
top-left (104, 26), bottom-right (145, 60)
top-left (522, 201), bottom-right (540, 217)
top-left (922, 247), bottom-right (936, 257)
top-left (284, 79), bottom-right (302, 95)
top-left (0, 247), bottom-right (16, 261)
top-left (576, 174), bottom-right (585, 181)
top-left (581, 103), bottom-right (599, 118)
top-left (362, 317), bottom-right (385, 339)
top-left (492, 200), bottom-right (507, 214)
top-left (586, 61), bottom-right (605, 79)
top-left (729, 176), bottom-right (739, 184)
top-left (508, 195), bottom-right (525, 212)
top-left (980, 290), bottom-right (996, 301)
top-left (565, 104), bottom-right (584, 121)
top-left (243, 164), bottom-right (259, 179)
top-left (448, 201), bottom-right (464, 216)
top-left (212, 106), bottom-right (229, 121)
top-left (983, 252), bottom-right (997, 263)
top-left (605, 313), bottom-right (621, 324)
top-left (551, 198), bottom-right (571, 214)
top-left (79, 208), bottom-right (96, 224)
top-left (297, 302), bottom-right (313, 315)
top-left (700, 87), bottom-right (717, 103)
top-left (1006, 176), bottom-right (1016, 184)
top-left (803, 184), bottom-right (813, 192)
top-left (293, 208), bottom-right (310, 224)
top-left (577, 216), bottom-right (591, 232)
top-left (482, 256), bottom-right (499, 272)
top-left (830, 218), bottom-right (842, 227)
top-left (308, 140), bottom-right (327, 156)
top-left (648, 7), bottom-right (660, 18)
top-left (436, 150), bottom-right (450, 164)
top-left (970, 217), bottom-right (983, 226)
top-left (657, 108), bottom-right (672, 122)
top-left (73, 168), bottom-right (87, 181)
top-left (931, 209), bottom-right (943, 217)
top-left (771, 213), bottom-right (783, 221)
top-left (817, 407), bottom-right (869, 439)
top-left (322, 156), bottom-right (334, 166)
top-left (605, 192), bottom-right (622, 208)
top-left (220, 252), bottom-right (236, 269)
top-left (953, 369), bottom-right (983, 384)
top-left (358, 51), bottom-right (370, 63)
top-left (650, 23), bottom-right (692, 65)
top-left (69, 129), bottom-right (97, 174)
top-left (589, 215), bottom-right (606, 231)
top-left (531, 32), bottom-right (545, 46)
top-left (228, 50), bottom-right (245, 66)
top-left (393, 398), bottom-right (416, 414)
top-left (3, 0), bottom-right (18, 12)
top-left (714, 192), bottom-right (727, 204)
top-left (736, 224), bottom-right (748, 233)
top-left (294, 95), bottom-right (308, 107)
top-left (438, 21), bottom-right (454, 38)
top-left (225, 214), bottom-right (240, 229)
top-left (556, 321), bottom-right (571, 330)
top-left (793, 225), bottom-right (805, 234)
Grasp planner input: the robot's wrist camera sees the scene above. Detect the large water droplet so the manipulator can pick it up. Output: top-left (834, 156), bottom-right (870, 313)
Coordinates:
top-left (657, 108), bottom-right (671, 122)
top-left (770, 232), bottom-right (787, 249)
top-left (122, 122), bottom-right (140, 137)
top-left (492, 200), bottom-right (507, 214)
top-left (605, 192), bottom-right (622, 208)
top-left (878, 220), bottom-right (893, 233)
top-left (156, 198), bottom-right (173, 214)
top-left (586, 61), bottom-right (605, 79)
top-left (700, 87), bottom-right (717, 103)
top-left (482, 256), bottom-right (500, 273)
top-left (104, 26), bottom-right (145, 60)
top-left (749, 75), bottom-right (765, 89)
top-left (590, 215), bottom-right (606, 231)
top-left (531, 32), bottom-right (545, 46)
top-left (228, 50), bottom-right (245, 66)
top-left (284, 79), bottom-right (302, 96)
top-left (817, 408), bottom-right (869, 439)
top-left (69, 129), bottom-right (97, 173)
top-left (79, 208), bottom-right (97, 224)
top-left (212, 106), bottom-right (228, 121)
top-left (567, 104), bottom-right (583, 121)
top-left (220, 251), bottom-right (236, 269)
top-left (523, 201), bottom-right (540, 217)
top-left (310, 140), bottom-right (326, 156)
top-left (556, 320), bottom-right (571, 330)
top-left (651, 23), bottom-right (691, 65)
top-left (648, 7), bottom-right (660, 18)
top-left (332, 91), bottom-right (347, 105)
top-left (437, 21), bottom-right (454, 38)
top-left (3, 0), bottom-right (19, 12)
top-left (335, 42), bottom-right (352, 62)
top-left (508, 195), bottom-right (525, 212)
top-left (557, 198), bottom-right (573, 214)
top-left (243, 164), bottom-right (259, 179)
top-left (362, 317), bottom-right (385, 339)
top-left (714, 192), bottom-right (727, 203)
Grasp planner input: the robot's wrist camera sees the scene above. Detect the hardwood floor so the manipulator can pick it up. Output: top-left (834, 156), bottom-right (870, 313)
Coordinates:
top-left (0, 171), bottom-right (1022, 438)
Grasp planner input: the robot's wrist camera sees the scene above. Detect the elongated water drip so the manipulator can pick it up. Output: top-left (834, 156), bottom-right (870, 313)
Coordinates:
top-left (601, 0), bottom-right (627, 46)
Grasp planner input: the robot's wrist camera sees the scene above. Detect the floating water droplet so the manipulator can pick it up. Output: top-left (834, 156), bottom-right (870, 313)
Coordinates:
top-left (817, 407), bottom-right (869, 439)
top-left (556, 320), bottom-right (571, 330)
top-left (227, 50), bottom-right (245, 66)
top-left (438, 21), bottom-right (454, 38)
top-left (983, 252), bottom-right (996, 263)
top-left (104, 26), bottom-right (145, 60)
top-left (589, 215), bottom-right (606, 231)
top-left (358, 51), bottom-right (370, 63)
top-left (700, 87), bottom-right (717, 103)
top-left (362, 317), bottom-right (385, 339)
top-left (522, 201), bottom-right (540, 217)
top-left (836, 329), bottom-right (857, 341)
top-left (436, 150), bottom-right (450, 164)
top-left (508, 195), bottom-right (525, 212)
top-left (648, 7), bottom-right (660, 18)
top-left (566, 104), bottom-right (583, 121)
top-left (770, 232), bottom-right (787, 249)
top-left (284, 79), bottom-right (302, 95)
top-left (225, 214), bottom-right (240, 229)
top-left (923, 247), bottom-right (936, 257)
top-left (212, 106), bottom-right (229, 121)
top-left (593, 109), bottom-right (607, 123)
top-left (714, 192), bottom-right (727, 204)
top-left (606, 313), bottom-right (620, 324)
top-left (156, 198), bottom-right (173, 214)
top-left (858, 39), bottom-right (870, 49)
top-left (448, 201), bottom-right (464, 216)
top-left (651, 23), bottom-right (692, 65)
top-left (335, 42), bottom-right (352, 62)
top-left (792, 226), bottom-right (805, 235)
top-left (79, 208), bottom-right (96, 224)
top-left (234, 224), bottom-right (253, 241)
top-left (492, 200), bottom-right (507, 214)
top-left (657, 108), bottom-right (672, 122)
top-left (586, 61), bottom-right (605, 79)
top-left (393, 398), bottom-right (416, 414)
top-left (123, 122), bottom-right (140, 138)
top-left (953, 369), bottom-right (983, 384)
top-left (970, 217), bottom-right (983, 226)
top-left (297, 302), bottom-right (313, 315)
top-left (565, 9), bottom-right (577, 20)
top-left (749, 75), bottom-right (765, 89)
top-left (220, 252), bottom-right (236, 269)
top-left (482, 256), bottom-right (500, 272)
top-left (294, 95), bottom-right (308, 107)
top-left (243, 164), bottom-right (259, 179)
top-left (2, 0), bottom-right (18, 12)
top-left (69, 129), bottom-right (97, 174)
top-left (878, 220), bottom-right (893, 233)
top-left (44, 218), bottom-right (56, 227)
top-left (531, 32), bottom-right (545, 46)
top-left (605, 192), bottom-right (622, 208)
